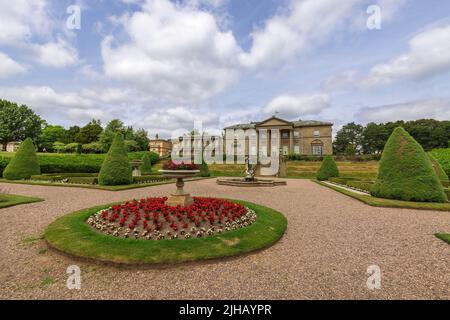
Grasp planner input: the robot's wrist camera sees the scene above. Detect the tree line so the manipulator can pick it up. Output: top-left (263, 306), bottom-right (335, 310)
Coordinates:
top-left (0, 99), bottom-right (150, 153)
top-left (334, 119), bottom-right (450, 155)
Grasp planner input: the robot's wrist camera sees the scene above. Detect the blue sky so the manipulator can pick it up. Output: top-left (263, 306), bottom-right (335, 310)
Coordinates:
top-left (0, 0), bottom-right (450, 138)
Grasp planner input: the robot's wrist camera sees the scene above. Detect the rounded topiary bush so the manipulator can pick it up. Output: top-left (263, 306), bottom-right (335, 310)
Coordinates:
top-left (98, 134), bottom-right (132, 186)
top-left (428, 154), bottom-right (449, 181)
top-left (3, 138), bottom-right (40, 180)
top-left (140, 153), bottom-right (153, 175)
top-left (371, 127), bottom-right (448, 203)
top-left (316, 155), bottom-right (339, 181)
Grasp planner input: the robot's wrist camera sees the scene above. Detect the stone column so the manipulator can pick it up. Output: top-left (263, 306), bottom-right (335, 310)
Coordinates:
top-left (289, 129), bottom-right (294, 154)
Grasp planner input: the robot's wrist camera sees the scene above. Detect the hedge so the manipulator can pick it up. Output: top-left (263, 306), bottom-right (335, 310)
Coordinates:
top-left (0, 151), bottom-right (159, 175)
top-left (346, 181), bottom-right (374, 192)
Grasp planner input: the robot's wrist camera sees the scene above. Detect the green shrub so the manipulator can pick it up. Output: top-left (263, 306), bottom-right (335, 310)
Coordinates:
top-left (133, 175), bottom-right (169, 184)
top-left (316, 155), bottom-right (339, 181)
top-left (442, 181), bottom-right (450, 188)
top-left (0, 151), bottom-right (160, 176)
top-left (53, 142), bottom-right (66, 153)
top-left (98, 134), bottom-right (133, 186)
top-left (329, 177), bottom-right (355, 185)
top-left (67, 177), bottom-right (98, 185)
top-left (200, 160), bottom-right (210, 177)
top-left (346, 181), bottom-right (374, 192)
top-left (82, 142), bottom-right (103, 154)
top-left (428, 154), bottom-right (449, 181)
top-left (3, 138), bottom-right (40, 180)
top-left (345, 144), bottom-right (357, 156)
top-left (444, 188), bottom-right (450, 200)
top-left (64, 143), bottom-right (79, 153)
top-left (30, 174), bottom-right (64, 182)
top-left (371, 127), bottom-right (448, 203)
top-left (140, 153), bottom-right (153, 175)
top-left (429, 149), bottom-right (450, 178)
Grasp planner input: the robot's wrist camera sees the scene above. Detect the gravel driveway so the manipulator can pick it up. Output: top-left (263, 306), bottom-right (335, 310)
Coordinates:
top-left (0, 179), bottom-right (449, 299)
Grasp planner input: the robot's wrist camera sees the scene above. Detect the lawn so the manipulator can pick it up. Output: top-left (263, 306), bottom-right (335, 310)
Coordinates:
top-left (0, 194), bottom-right (43, 209)
top-left (287, 161), bottom-right (379, 179)
top-left (0, 176), bottom-right (207, 191)
top-left (208, 161), bottom-right (379, 179)
top-left (315, 180), bottom-right (450, 211)
top-left (45, 199), bottom-right (287, 265)
top-left (435, 233), bottom-right (450, 245)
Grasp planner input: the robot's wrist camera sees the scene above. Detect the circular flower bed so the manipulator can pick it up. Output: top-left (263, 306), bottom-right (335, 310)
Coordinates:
top-left (87, 197), bottom-right (257, 240)
top-left (45, 199), bottom-right (287, 265)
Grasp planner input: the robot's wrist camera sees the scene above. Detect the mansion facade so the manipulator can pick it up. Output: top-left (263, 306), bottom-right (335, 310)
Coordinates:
top-left (224, 116), bottom-right (333, 156)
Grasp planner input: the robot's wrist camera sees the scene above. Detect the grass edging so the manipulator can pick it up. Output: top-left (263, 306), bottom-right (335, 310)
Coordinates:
top-left (0, 194), bottom-right (43, 209)
top-left (0, 177), bottom-right (209, 191)
top-left (435, 233), bottom-right (450, 245)
top-left (314, 180), bottom-right (450, 212)
top-left (45, 199), bottom-right (287, 265)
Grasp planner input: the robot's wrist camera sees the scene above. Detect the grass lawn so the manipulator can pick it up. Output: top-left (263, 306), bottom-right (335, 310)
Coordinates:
top-left (288, 161), bottom-right (379, 179)
top-left (45, 199), bottom-right (287, 265)
top-left (435, 233), bottom-right (450, 245)
top-left (0, 194), bottom-right (43, 209)
top-left (209, 161), bottom-right (379, 179)
top-left (0, 177), bottom-right (208, 191)
top-left (315, 180), bottom-right (450, 212)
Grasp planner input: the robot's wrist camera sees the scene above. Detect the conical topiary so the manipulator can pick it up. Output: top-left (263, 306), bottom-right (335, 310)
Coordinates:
top-left (140, 153), bottom-right (153, 175)
top-left (3, 138), bottom-right (40, 180)
top-left (428, 154), bottom-right (449, 181)
top-left (316, 155), bottom-right (339, 181)
top-left (371, 127), bottom-right (448, 203)
top-left (98, 133), bottom-right (132, 185)
top-left (199, 159), bottom-right (210, 177)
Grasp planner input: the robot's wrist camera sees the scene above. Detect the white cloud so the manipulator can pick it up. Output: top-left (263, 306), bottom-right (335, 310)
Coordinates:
top-left (134, 106), bottom-right (220, 137)
top-left (0, 0), bottom-right (78, 68)
top-left (357, 99), bottom-right (450, 123)
top-left (30, 39), bottom-right (79, 67)
top-left (239, 0), bottom-right (359, 69)
top-left (364, 24), bottom-right (450, 86)
top-left (102, 0), bottom-right (241, 102)
top-left (0, 52), bottom-right (27, 78)
top-left (0, 0), bottom-right (51, 45)
top-left (263, 93), bottom-right (330, 119)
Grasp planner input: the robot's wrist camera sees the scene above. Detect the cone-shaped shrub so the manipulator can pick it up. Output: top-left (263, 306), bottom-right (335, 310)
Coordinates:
top-left (98, 133), bottom-right (132, 185)
top-left (428, 154), bottom-right (449, 181)
top-left (316, 155), bottom-right (339, 181)
top-left (3, 138), bottom-right (40, 180)
top-left (140, 153), bottom-right (153, 175)
top-left (371, 127), bottom-right (448, 203)
top-left (200, 159), bottom-right (210, 177)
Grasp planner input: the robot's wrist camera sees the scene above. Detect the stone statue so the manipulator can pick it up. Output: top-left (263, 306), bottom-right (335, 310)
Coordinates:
top-left (244, 155), bottom-right (256, 182)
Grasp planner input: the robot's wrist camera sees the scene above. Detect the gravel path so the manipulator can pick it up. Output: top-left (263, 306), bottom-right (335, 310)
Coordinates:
top-left (0, 179), bottom-right (449, 300)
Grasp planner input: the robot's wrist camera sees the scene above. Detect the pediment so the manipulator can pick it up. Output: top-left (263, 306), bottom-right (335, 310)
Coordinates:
top-left (256, 116), bottom-right (293, 127)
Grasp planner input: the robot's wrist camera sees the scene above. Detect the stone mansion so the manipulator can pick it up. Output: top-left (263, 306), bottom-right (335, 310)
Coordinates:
top-left (224, 116), bottom-right (333, 156)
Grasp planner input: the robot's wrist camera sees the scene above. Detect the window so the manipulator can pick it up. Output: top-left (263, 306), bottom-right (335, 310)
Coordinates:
top-left (312, 145), bottom-right (323, 156)
top-left (282, 146), bottom-right (289, 155)
top-left (294, 145), bottom-right (300, 154)
top-left (314, 130), bottom-right (320, 137)
top-left (294, 131), bottom-right (300, 138)
top-left (282, 131), bottom-right (289, 139)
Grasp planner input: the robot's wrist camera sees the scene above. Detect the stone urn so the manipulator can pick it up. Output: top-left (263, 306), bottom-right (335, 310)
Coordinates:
top-left (130, 159), bottom-right (143, 177)
top-left (159, 169), bottom-right (200, 206)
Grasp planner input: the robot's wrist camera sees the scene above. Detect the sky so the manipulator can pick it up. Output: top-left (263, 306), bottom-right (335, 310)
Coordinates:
top-left (0, 0), bottom-right (450, 138)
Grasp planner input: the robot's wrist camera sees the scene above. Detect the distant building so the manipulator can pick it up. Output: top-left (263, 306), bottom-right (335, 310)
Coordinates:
top-left (6, 141), bottom-right (21, 152)
top-left (224, 116), bottom-right (333, 156)
top-left (149, 134), bottom-right (172, 158)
